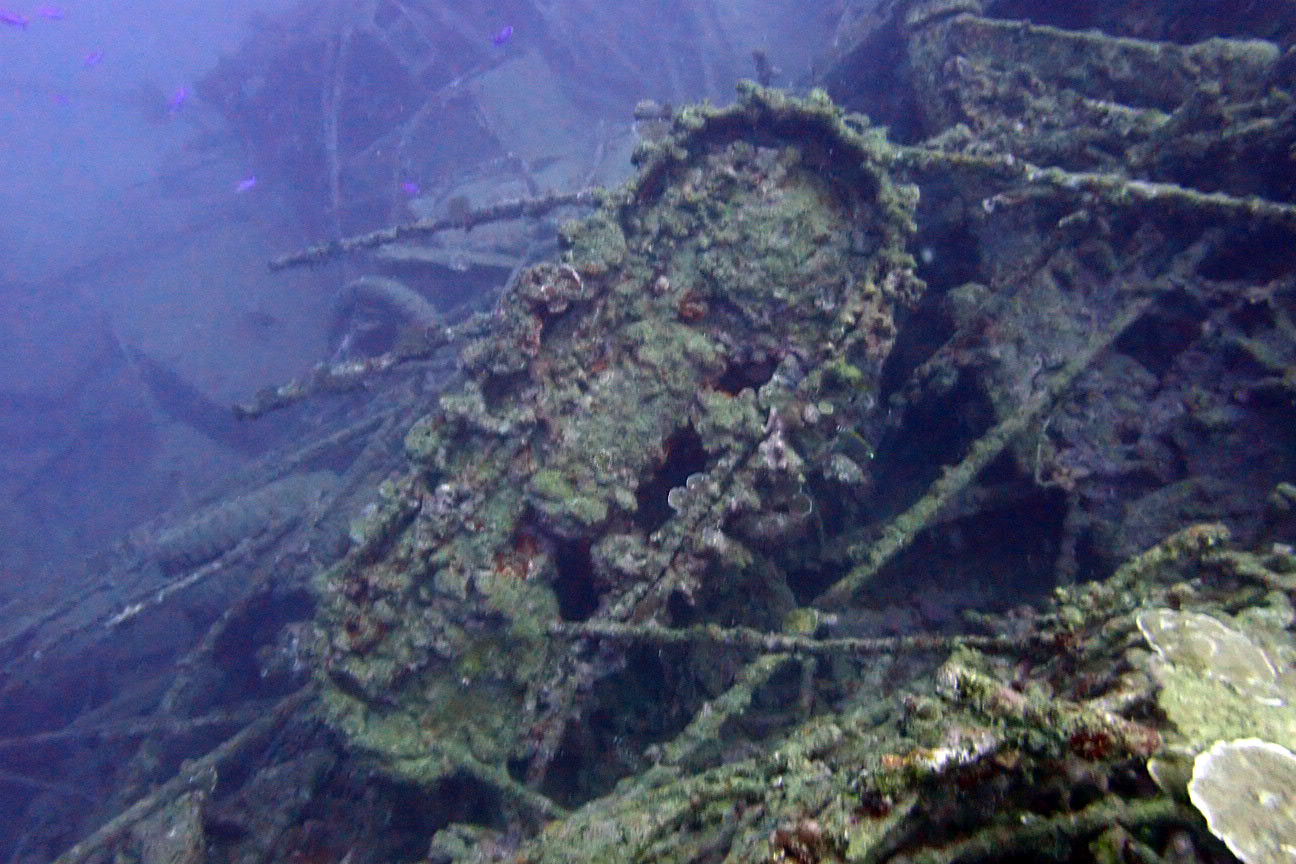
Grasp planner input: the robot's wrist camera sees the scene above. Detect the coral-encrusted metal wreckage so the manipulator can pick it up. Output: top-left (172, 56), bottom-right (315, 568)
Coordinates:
top-left (6, 0), bottom-right (1296, 861)
top-left (315, 83), bottom-right (922, 806)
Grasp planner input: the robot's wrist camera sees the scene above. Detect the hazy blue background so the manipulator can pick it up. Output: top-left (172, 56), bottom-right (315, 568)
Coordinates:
top-left (0, 0), bottom-right (843, 588)
top-left (0, 0), bottom-right (324, 580)
top-left (0, 0), bottom-right (300, 279)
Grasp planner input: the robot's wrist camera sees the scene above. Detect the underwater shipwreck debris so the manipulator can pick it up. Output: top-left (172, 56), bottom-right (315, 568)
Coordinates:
top-left (299, 61), bottom-right (1296, 855)
top-left (19, 0), bottom-right (1296, 854)
top-left (230, 315), bottom-right (460, 421)
top-left (295, 78), bottom-right (1296, 864)
top-left (126, 346), bottom-right (271, 454)
top-left (232, 279), bottom-right (454, 420)
top-left (268, 189), bottom-right (598, 271)
top-left (148, 471), bottom-right (339, 575)
top-left (329, 276), bottom-right (444, 344)
top-left (313, 80), bottom-right (923, 806)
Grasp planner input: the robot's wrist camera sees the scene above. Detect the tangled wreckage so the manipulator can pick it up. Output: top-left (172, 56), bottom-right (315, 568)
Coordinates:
top-left (4, 0), bottom-right (1296, 862)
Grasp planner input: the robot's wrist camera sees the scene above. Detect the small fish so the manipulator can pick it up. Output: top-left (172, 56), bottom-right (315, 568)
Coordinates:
top-left (35, 4), bottom-right (64, 19)
top-left (168, 86), bottom-right (189, 113)
top-left (491, 25), bottom-right (513, 46)
top-left (234, 175), bottom-right (257, 193)
top-left (402, 181), bottom-right (420, 197)
top-left (0, 9), bottom-right (29, 28)
top-left (83, 50), bottom-right (104, 67)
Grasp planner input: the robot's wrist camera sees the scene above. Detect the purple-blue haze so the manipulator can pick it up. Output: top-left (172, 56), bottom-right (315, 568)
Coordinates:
top-left (0, 0), bottom-right (831, 582)
top-left (0, 2), bottom-right (841, 854)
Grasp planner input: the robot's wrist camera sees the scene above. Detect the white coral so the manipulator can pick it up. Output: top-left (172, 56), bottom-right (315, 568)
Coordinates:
top-left (1189, 738), bottom-right (1296, 864)
top-left (1134, 608), bottom-right (1296, 749)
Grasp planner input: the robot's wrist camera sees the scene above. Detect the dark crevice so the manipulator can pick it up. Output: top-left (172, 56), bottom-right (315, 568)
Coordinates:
top-left (634, 425), bottom-right (708, 534)
top-left (665, 589), bottom-right (697, 627)
top-left (553, 537), bottom-right (599, 621)
top-left (714, 356), bottom-right (778, 395)
top-left (872, 368), bottom-right (996, 516)
top-left (536, 645), bottom-right (689, 808)
top-left (480, 371), bottom-right (529, 413)
top-left (1113, 291), bottom-right (1207, 378)
top-left (1199, 224), bottom-right (1296, 282)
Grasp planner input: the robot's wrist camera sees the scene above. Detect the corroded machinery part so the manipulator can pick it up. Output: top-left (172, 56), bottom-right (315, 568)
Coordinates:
top-left (331, 276), bottom-right (443, 339)
top-left (314, 84), bottom-right (922, 800)
top-left (152, 471), bottom-right (339, 573)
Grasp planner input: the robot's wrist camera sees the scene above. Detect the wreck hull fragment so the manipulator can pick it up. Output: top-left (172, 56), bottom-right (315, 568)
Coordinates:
top-left (314, 84), bottom-right (922, 801)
